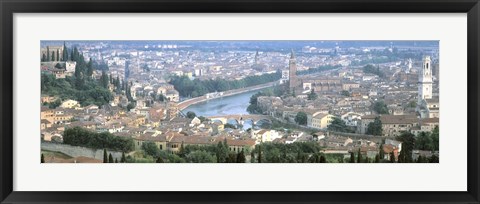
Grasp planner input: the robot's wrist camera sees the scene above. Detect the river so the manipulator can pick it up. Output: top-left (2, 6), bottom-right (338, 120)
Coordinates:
top-left (182, 89), bottom-right (263, 117)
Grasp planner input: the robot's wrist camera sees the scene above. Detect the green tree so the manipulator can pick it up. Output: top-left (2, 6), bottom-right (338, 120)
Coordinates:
top-left (429, 155), bottom-right (439, 163)
top-left (121, 152), bottom-right (126, 163)
top-left (416, 155), bottom-right (424, 163)
top-left (186, 111), bottom-right (197, 119)
top-left (62, 41), bottom-right (68, 61)
top-left (319, 155), bottom-right (326, 163)
top-left (41, 153), bottom-right (45, 163)
top-left (127, 102), bottom-right (136, 111)
top-left (56, 50), bottom-right (60, 62)
top-left (396, 131), bottom-right (415, 163)
top-left (86, 58), bottom-right (94, 77)
top-left (341, 90), bottom-right (350, 97)
top-left (258, 144), bottom-right (262, 163)
top-left (103, 149), bottom-right (108, 163)
top-left (186, 151), bottom-right (216, 163)
top-left (216, 141), bottom-right (228, 163)
top-left (415, 131), bottom-right (433, 151)
top-left (100, 70), bottom-right (109, 89)
top-left (295, 112), bottom-right (307, 125)
top-left (431, 126), bottom-right (439, 151)
top-left (178, 141), bottom-right (185, 157)
top-left (250, 150), bottom-right (255, 163)
top-left (363, 64), bottom-right (385, 77)
top-left (156, 157), bottom-right (164, 163)
top-left (236, 150), bottom-right (246, 163)
top-left (408, 101), bottom-right (417, 108)
top-left (328, 117), bottom-right (350, 133)
top-left (373, 101), bottom-right (389, 114)
top-left (41, 53), bottom-right (47, 62)
top-left (307, 89), bottom-right (318, 100)
top-left (108, 153), bottom-right (114, 163)
top-left (366, 116), bottom-right (383, 136)
top-left (379, 144), bottom-right (385, 159)
top-left (350, 152), bottom-right (355, 163)
top-left (375, 154), bottom-right (380, 163)
top-left (48, 99), bottom-right (62, 109)
top-left (357, 148), bottom-right (362, 163)
top-left (142, 141), bottom-right (160, 158)
top-left (63, 127), bottom-right (134, 152)
top-left (390, 152), bottom-right (395, 163)
top-left (115, 158), bottom-right (118, 163)
top-left (46, 46), bottom-right (50, 62)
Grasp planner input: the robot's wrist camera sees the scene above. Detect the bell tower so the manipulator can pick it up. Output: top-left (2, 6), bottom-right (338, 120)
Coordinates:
top-left (418, 56), bottom-right (433, 105)
top-left (289, 49), bottom-right (297, 90)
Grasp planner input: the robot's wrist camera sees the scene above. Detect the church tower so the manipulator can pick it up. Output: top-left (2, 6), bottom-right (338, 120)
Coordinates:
top-left (289, 49), bottom-right (297, 90)
top-left (418, 56), bottom-right (433, 105)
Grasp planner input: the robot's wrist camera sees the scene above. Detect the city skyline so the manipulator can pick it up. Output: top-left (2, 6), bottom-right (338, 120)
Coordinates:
top-left (40, 40), bottom-right (439, 163)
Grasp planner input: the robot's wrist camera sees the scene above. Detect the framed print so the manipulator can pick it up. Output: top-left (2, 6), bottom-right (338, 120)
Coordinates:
top-left (1, 0), bottom-right (479, 203)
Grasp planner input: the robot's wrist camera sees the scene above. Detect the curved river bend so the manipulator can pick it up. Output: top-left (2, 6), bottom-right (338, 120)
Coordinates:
top-left (182, 89), bottom-right (261, 117)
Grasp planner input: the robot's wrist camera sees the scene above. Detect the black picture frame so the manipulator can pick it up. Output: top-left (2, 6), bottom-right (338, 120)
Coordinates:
top-left (1, 0), bottom-right (479, 203)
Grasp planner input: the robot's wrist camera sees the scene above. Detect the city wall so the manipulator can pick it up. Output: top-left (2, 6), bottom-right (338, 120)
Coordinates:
top-left (41, 142), bottom-right (123, 160)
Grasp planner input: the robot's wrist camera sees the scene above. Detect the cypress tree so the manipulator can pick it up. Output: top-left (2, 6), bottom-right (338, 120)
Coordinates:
top-left (356, 148), bottom-right (362, 163)
top-left (379, 144), bottom-right (384, 159)
top-left (46, 46), bottom-right (50, 62)
top-left (100, 70), bottom-right (109, 89)
top-left (108, 153), bottom-right (114, 163)
top-left (416, 155), bottom-right (423, 163)
top-left (236, 150), bottom-right (246, 163)
top-left (62, 41), bottom-right (68, 61)
top-left (375, 154), bottom-right (380, 163)
top-left (121, 152), bottom-right (126, 163)
top-left (319, 155), bottom-right (326, 163)
top-left (250, 150), bottom-right (255, 163)
top-left (51, 51), bottom-right (55, 61)
top-left (390, 152), bottom-right (395, 163)
top-left (398, 153), bottom-right (404, 163)
top-left (296, 151), bottom-right (303, 163)
top-left (228, 152), bottom-right (236, 163)
top-left (257, 144), bottom-right (262, 163)
top-left (103, 149), bottom-right (108, 163)
top-left (223, 137), bottom-right (228, 148)
top-left (56, 50), bottom-right (59, 61)
top-left (86, 58), bottom-right (94, 77)
top-left (179, 141), bottom-right (185, 157)
top-left (350, 152), bottom-right (355, 163)
top-left (115, 158), bottom-right (118, 163)
top-left (41, 153), bottom-right (45, 163)
top-left (41, 53), bottom-right (47, 62)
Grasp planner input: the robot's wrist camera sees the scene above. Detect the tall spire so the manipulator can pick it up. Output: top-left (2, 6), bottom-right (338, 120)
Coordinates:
top-left (289, 49), bottom-right (297, 90)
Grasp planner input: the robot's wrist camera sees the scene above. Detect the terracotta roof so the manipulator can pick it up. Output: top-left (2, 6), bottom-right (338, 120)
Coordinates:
top-left (382, 144), bottom-right (396, 154)
top-left (135, 134), bottom-right (167, 142)
top-left (420, 118), bottom-right (439, 124)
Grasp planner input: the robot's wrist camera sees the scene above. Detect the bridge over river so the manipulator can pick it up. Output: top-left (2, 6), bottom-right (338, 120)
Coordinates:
top-left (207, 114), bottom-right (271, 125)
